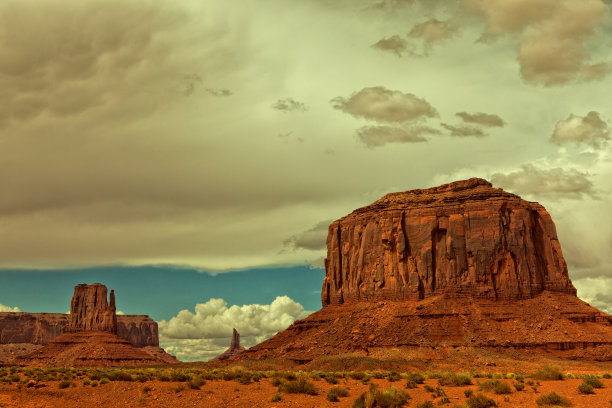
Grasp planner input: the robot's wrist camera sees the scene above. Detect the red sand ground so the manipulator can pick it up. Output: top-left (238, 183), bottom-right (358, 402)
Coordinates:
top-left (1, 377), bottom-right (611, 408)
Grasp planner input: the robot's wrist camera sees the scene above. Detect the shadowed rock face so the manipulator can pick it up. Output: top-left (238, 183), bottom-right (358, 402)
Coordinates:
top-left (69, 283), bottom-right (118, 333)
top-left (322, 178), bottom-right (576, 306)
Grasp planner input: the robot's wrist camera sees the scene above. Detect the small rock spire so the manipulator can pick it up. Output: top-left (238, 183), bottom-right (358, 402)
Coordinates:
top-left (230, 328), bottom-right (240, 349)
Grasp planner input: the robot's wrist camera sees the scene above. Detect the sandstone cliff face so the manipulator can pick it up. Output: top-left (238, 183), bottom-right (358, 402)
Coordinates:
top-left (0, 313), bottom-right (159, 347)
top-left (322, 178), bottom-right (576, 306)
top-left (69, 283), bottom-right (118, 333)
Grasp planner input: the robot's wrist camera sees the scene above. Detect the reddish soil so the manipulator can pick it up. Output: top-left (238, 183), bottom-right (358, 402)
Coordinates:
top-left (0, 377), bottom-right (611, 408)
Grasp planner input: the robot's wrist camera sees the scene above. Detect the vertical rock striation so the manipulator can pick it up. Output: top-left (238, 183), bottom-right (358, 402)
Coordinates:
top-left (322, 178), bottom-right (576, 306)
top-left (69, 283), bottom-right (118, 333)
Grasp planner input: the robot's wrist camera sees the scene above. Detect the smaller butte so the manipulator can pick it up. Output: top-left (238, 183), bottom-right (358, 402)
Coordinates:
top-left (17, 283), bottom-right (178, 367)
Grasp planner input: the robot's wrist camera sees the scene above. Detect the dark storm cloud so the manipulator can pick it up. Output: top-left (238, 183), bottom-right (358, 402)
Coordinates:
top-left (491, 164), bottom-right (596, 199)
top-left (272, 98), bottom-right (308, 112)
top-left (551, 111), bottom-right (609, 148)
top-left (441, 123), bottom-right (487, 138)
top-left (331, 87), bottom-right (438, 123)
top-left (464, 0), bottom-right (610, 86)
top-left (284, 220), bottom-right (332, 251)
top-left (372, 36), bottom-right (411, 57)
top-left (356, 125), bottom-right (437, 147)
top-left (456, 112), bottom-right (505, 127)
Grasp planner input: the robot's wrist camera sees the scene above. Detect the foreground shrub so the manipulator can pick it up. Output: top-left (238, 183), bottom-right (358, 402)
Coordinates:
top-left (478, 380), bottom-right (511, 394)
top-left (416, 402), bottom-right (434, 408)
top-left (353, 384), bottom-right (410, 408)
top-left (438, 373), bottom-right (472, 387)
top-left (467, 393), bottom-right (498, 408)
top-left (271, 392), bottom-right (281, 402)
top-left (535, 392), bottom-right (572, 407)
top-left (58, 381), bottom-right (72, 389)
top-left (582, 375), bottom-right (603, 389)
top-left (513, 382), bottom-right (524, 391)
top-left (533, 365), bottom-right (563, 381)
top-left (406, 372), bottom-right (425, 384)
top-left (278, 377), bottom-right (318, 395)
top-left (578, 382), bottom-right (594, 394)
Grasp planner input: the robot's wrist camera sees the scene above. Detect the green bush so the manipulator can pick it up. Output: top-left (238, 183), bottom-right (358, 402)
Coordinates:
top-left (58, 381), bottom-right (72, 389)
top-left (405, 380), bottom-right (418, 389)
top-left (100, 378), bottom-right (109, 385)
top-left (582, 375), bottom-right (603, 389)
top-left (578, 382), bottom-right (594, 394)
top-left (278, 377), bottom-right (318, 395)
top-left (353, 385), bottom-right (410, 408)
top-left (478, 380), bottom-right (511, 394)
top-left (438, 373), bottom-right (472, 387)
top-left (535, 392), bottom-right (572, 407)
top-left (324, 374), bottom-right (339, 384)
top-left (188, 377), bottom-right (205, 390)
top-left (467, 393), bottom-right (498, 408)
top-left (271, 392), bottom-right (281, 402)
top-left (602, 373), bottom-right (611, 379)
top-left (82, 380), bottom-right (91, 386)
top-left (406, 372), bottom-right (426, 384)
top-left (532, 365), bottom-right (563, 381)
top-left (513, 382), bottom-right (524, 391)
top-left (386, 371), bottom-right (401, 382)
top-left (416, 402), bottom-right (434, 408)
top-left (464, 389), bottom-right (474, 398)
top-left (91, 381), bottom-right (99, 387)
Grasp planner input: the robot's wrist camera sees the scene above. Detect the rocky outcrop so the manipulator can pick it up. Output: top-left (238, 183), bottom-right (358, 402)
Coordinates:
top-left (0, 313), bottom-right (159, 347)
top-left (69, 283), bottom-right (117, 333)
top-left (239, 179), bottom-right (612, 364)
top-left (214, 328), bottom-right (246, 361)
top-left (14, 283), bottom-right (178, 367)
top-left (322, 178), bottom-right (576, 305)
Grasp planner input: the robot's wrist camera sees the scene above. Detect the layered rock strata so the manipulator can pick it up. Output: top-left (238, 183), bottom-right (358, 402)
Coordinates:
top-left (240, 179), bottom-right (612, 363)
top-left (0, 313), bottom-right (158, 347)
top-left (15, 283), bottom-right (178, 367)
top-left (322, 178), bottom-right (575, 305)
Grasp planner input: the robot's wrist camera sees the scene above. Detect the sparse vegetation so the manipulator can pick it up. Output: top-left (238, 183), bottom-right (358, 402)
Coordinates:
top-left (278, 377), bottom-right (318, 395)
top-left (466, 393), bottom-right (498, 408)
top-left (582, 375), bottom-right (603, 389)
top-left (327, 386), bottom-right (349, 402)
top-left (478, 379), bottom-right (511, 394)
top-left (535, 392), bottom-right (572, 407)
top-left (416, 401), bottom-right (434, 408)
top-left (513, 382), bottom-right (524, 391)
top-left (58, 381), bottom-right (72, 389)
top-left (353, 384), bottom-right (410, 408)
top-left (577, 382), bottom-right (594, 394)
top-left (438, 373), bottom-right (472, 387)
top-left (532, 365), bottom-right (563, 381)
top-left (271, 392), bottom-right (282, 402)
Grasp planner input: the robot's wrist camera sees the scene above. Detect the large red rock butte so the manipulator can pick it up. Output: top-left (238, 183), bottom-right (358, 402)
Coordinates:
top-left (11, 283), bottom-right (178, 367)
top-left (241, 179), bottom-right (612, 363)
top-left (323, 178), bottom-right (575, 305)
top-left (69, 283), bottom-right (118, 333)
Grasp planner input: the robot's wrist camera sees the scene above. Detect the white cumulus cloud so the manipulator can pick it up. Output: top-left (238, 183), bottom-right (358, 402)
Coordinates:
top-left (551, 111), bottom-right (610, 147)
top-left (158, 296), bottom-right (312, 362)
top-left (0, 304), bottom-right (21, 312)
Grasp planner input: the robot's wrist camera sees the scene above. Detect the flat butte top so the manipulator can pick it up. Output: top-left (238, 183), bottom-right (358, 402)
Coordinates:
top-left (348, 178), bottom-right (524, 217)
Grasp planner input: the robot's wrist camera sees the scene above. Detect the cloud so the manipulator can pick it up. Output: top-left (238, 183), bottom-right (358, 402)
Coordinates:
top-left (356, 125), bottom-right (438, 147)
top-left (408, 18), bottom-right (458, 45)
top-left (456, 112), bottom-right (504, 127)
top-left (284, 220), bottom-right (331, 251)
top-left (372, 36), bottom-right (411, 56)
top-left (491, 164), bottom-right (596, 199)
top-left (158, 296), bottom-right (311, 361)
top-left (272, 98), bottom-right (308, 112)
top-left (0, 304), bottom-right (20, 312)
top-left (331, 87), bottom-right (437, 123)
top-left (464, 0), bottom-right (611, 86)
top-left (205, 88), bottom-right (233, 97)
top-left (573, 277), bottom-right (612, 314)
top-left (551, 111), bottom-right (610, 147)
top-left (441, 123), bottom-right (487, 138)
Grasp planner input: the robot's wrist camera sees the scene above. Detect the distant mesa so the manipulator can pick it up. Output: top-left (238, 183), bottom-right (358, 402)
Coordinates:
top-left (1, 283), bottom-right (178, 367)
top-left (241, 178), bottom-right (612, 363)
top-left (214, 328), bottom-right (246, 361)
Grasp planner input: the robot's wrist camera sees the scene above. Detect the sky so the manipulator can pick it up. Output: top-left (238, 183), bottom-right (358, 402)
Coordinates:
top-left (1, 0), bottom-right (611, 361)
